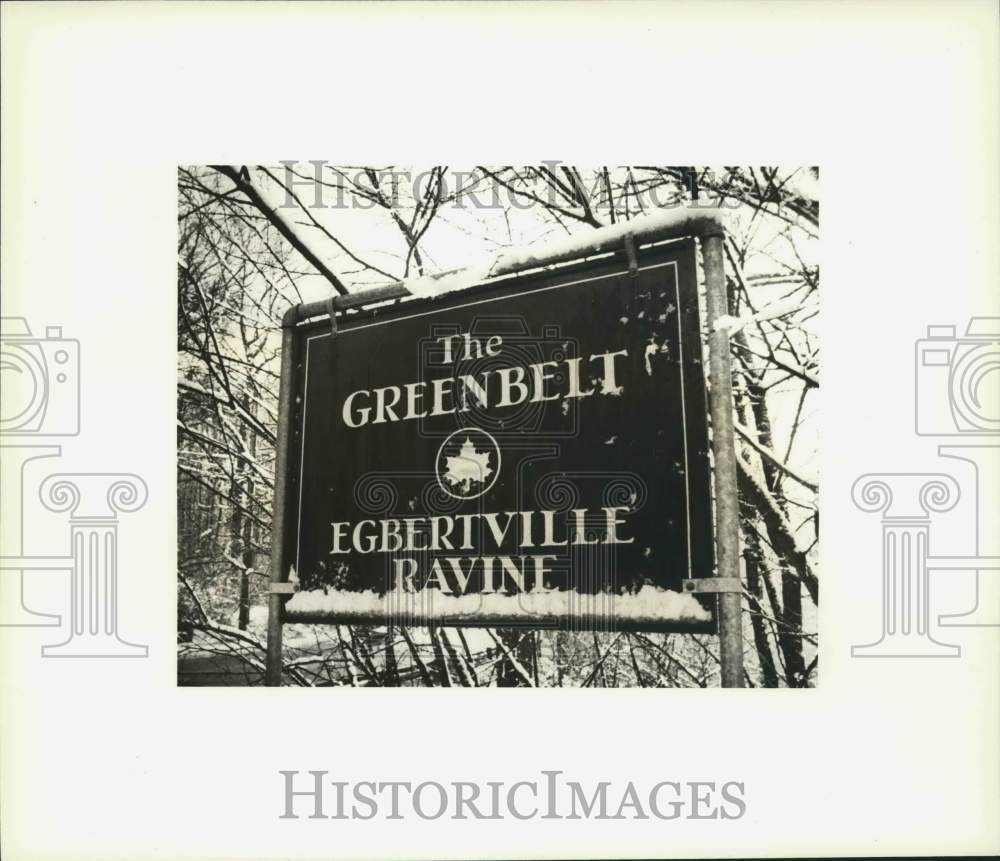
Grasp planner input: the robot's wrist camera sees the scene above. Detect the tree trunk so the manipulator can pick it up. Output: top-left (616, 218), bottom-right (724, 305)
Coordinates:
top-left (743, 535), bottom-right (780, 688)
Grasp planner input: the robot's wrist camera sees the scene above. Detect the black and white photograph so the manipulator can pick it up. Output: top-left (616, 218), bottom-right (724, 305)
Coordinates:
top-left (176, 165), bottom-right (819, 687)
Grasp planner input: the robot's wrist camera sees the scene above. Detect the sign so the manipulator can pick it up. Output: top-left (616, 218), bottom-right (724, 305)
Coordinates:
top-left (282, 240), bottom-right (715, 632)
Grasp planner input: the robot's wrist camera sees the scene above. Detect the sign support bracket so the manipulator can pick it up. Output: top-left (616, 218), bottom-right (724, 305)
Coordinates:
top-left (702, 230), bottom-right (745, 688)
top-left (623, 232), bottom-right (639, 279)
top-left (326, 296), bottom-right (338, 336)
top-left (683, 577), bottom-right (742, 595)
top-left (265, 307), bottom-right (300, 686)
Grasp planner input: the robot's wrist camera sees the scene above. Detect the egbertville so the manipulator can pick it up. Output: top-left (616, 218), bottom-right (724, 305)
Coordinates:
top-left (330, 506), bottom-right (634, 555)
top-left (340, 348), bottom-right (629, 428)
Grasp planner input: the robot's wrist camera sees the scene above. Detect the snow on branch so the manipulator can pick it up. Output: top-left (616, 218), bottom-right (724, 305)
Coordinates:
top-left (712, 295), bottom-right (817, 337)
top-left (734, 421), bottom-right (818, 493)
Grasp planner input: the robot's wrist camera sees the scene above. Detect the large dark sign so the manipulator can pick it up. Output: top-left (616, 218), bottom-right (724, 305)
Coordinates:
top-left (282, 240), bottom-right (715, 632)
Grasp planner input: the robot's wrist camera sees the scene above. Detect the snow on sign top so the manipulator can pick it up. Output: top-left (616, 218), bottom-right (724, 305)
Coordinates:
top-left (397, 206), bottom-right (733, 298)
top-left (283, 236), bottom-right (717, 633)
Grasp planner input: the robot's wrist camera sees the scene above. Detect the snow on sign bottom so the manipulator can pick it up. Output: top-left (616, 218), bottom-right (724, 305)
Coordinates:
top-left (285, 240), bottom-right (716, 632)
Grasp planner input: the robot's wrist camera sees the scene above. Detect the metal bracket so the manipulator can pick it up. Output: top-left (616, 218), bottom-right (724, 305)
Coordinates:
top-left (683, 577), bottom-right (742, 595)
top-left (623, 232), bottom-right (639, 280)
top-left (268, 582), bottom-right (297, 595)
top-left (325, 296), bottom-right (339, 336)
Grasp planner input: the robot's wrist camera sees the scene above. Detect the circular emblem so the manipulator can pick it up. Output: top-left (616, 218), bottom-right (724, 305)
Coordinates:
top-left (435, 427), bottom-right (501, 500)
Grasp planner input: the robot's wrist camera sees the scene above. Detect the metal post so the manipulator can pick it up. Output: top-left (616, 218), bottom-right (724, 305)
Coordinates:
top-left (265, 311), bottom-right (299, 686)
top-left (702, 232), bottom-right (744, 687)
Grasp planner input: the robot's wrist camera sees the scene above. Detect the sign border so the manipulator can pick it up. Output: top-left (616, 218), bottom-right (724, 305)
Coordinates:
top-left (282, 239), bottom-right (717, 635)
